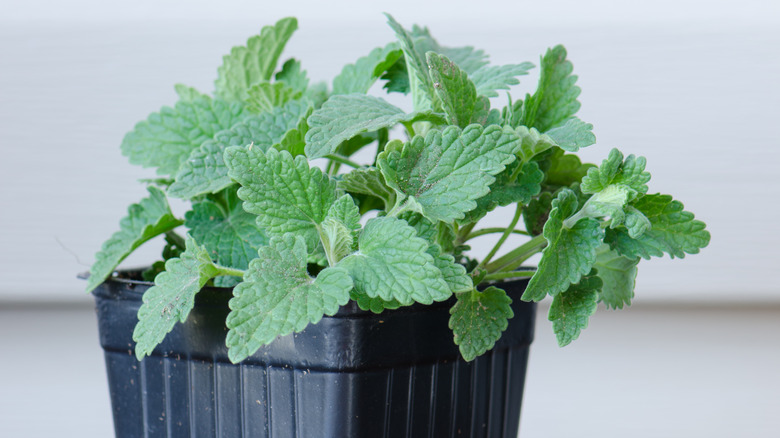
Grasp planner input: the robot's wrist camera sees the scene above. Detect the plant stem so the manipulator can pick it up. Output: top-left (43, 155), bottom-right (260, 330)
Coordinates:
top-left (479, 204), bottom-right (523, 269)
top-left (466, 227), bottom-right (529, 241)
top-left (374, 127), bottom-right (389, 164)
top-left (325, 154), bottom-right (361, 170)
top-left (164, 230), bottom-right (186, 249)
top-left (386, 197), bottom-right (413, 218)
top-left (481, 270), bottom-right (535, 282)
top-left (485, 234), bottom-right (547, 273)
top-left (215, 266), bottom-right (245, 278)
top-left (402, 121), bottom-right (416, 138)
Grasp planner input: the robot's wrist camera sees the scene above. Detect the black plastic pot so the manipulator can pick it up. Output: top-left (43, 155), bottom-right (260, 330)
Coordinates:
top-left (93, 273), bottom-right (536, 438)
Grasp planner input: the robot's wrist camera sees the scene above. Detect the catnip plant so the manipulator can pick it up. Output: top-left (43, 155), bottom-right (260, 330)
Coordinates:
top-left (86, 15), bottom-right (710, 363)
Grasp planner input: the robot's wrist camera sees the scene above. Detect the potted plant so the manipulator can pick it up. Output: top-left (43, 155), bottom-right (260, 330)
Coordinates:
top-left (86, 14), bottom-right (710, 437)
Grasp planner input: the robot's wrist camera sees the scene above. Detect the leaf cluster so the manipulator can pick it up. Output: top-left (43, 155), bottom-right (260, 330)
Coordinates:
top-left (88, 15), bottom-right (710, 363)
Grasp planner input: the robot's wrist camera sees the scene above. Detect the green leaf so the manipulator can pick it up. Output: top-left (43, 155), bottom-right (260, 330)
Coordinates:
top-left (605, 194), bottom-right (711, 259)
top-left (275, 58), bottom-right (309, 93)
top-left (548, 270), bottom-right (602, 346)
top-left (594, 245), bottom-right (639, 309)
top-left (121, 96), bottom-right (247, 176)
top-left (523, 191), bottom-right (553, 236)
top-left (215, 17), bottom-right (298, 101)
top-left (427, 52), bottom-right (490, 128)
top-left (174, 84), bottom-right (206, 101)
top-left (332, 43), bottom-right (403, 95)
top-left (378, 124), bottom-right (521, 223)
top-left (428, 244), bottom-right (472, 294)
top-left (380, 56), bottom-right (410, 94)
top-left (86, 187), bottom-right (182, 293)
top-left (545, 117), bottom-right (596, 151)
top-left (460, 160), bottom-right (544, 224)
top-left (522, 188), bottom-right (605, 301)
top-left (320, 194), bottom-right (361, 264)
top-left (410, 24), bottom-right (488, 74)
top-left (304, 94), bottom-right (414, 159)
top-left (168, 100), bottom-right (310, 198)
top-left (515, 126), bottom-right (558, 163)
top-left (338, 217), bottom-right (450, 306)
top-left (385, 14), bottom-right (437, 110)
top-left (133, 236), bottom-right (221, 359)
top-left (184, 190), bottom-right (267, 271)
top-left (522, 45), bottom-right (582, 132)
top-left (581, 148), bottom-right (651, 196)
top-left (224, 146), bottom-right (338, 252)
top-left (337, 167), bottom-right (395, 210)
top-left (543, 148), bottom-right (595, 188)
top-left (245, 81), bottom-right (302, 114)
top-left (272, 106), bottom-right (312, 157)
top-left (449, 286), bottom-right (513, 361)
top-left (225, 234), bottom-right (352, 363)
top-left (350, 291), bottom-right (403, 313)
top-left (470, 63), bottom-right (534, 98)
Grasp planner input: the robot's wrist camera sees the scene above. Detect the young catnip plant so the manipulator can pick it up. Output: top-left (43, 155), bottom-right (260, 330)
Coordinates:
top-left (86, 15), bottom-right (710, 363)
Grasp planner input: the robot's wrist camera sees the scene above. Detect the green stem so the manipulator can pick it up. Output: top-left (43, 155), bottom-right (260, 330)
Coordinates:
top-left (479, 204), bottom-right (523, 269)
top-left (325, 154), bottom-right (361, 170)
top-left (401, 121), bottom-right (416, 138)
top-left (481, 270), bottom-right (535, 282)
top-left (466, 227), bottom-right (529, 241)
top-left (485, 234), bottom-right (547, 273)
top-left (215, 266), bottom-right (245, 278)
top-left (374, 127), bottom-right (389, 164)
top-left (386, 197), bottom-right (413, 218)
top-left (455, 222), bottom-right (476, 246)
top-left (164, 230), bottom-right (186, 249)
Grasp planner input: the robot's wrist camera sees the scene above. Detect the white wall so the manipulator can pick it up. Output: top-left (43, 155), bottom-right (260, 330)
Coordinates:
top-left (1, 0), bottom-right (778, 302)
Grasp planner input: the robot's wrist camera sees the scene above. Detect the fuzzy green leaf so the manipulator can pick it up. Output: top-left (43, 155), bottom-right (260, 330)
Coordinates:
top-left (225, 147), bottom-right (338, 252)
top-left (337, 167), bottom-right (395, 210)
top-left (548, 270), bottom-right (602, 346)
top-left (522, 45), bottom-right (582, 132)
top-left (410, 24), bottom-right (488, 74)
top-left (594, 245), bottom-right (639, 309)
top-left (543, 148), bottom-right (595, 188)
top-left (449, 286), bottom-right (513, 361)
top-left (245, 81), bottom-right (302, 114)
top-left (133, 236), bottom-right (221, 359)
top-left (86, 187), bottom-right (182, 293)
top-left (338, 217), bottom-right (450, 306)
top-left (225, 234), bottom-right (352, 363)
top-left (305, 94), bottom-right (414, 159)
top-left (350, 292), bottom-right (403, 313)
top-left (378, 124), bottom-right (521, 223)
top-left (522, 189), bottom-right (605, 301)
top-left (581, 148), bottom-right (651, 196)
top-left (273, 106), bottom-right (312, 157)
top-left (428, 244), bottom-right (472, 293)
top-left (168, 100), bottom-right (311, 198)
top-left (470, 63), bottom-right (534, 98)
top-left (121, 96), bottom-right (247, 176)
top-left (174, 84), bottom-right (206, 101)
top-left (215, 17), bottom-right (298, 101)
top-left (460, 161), bottom-right (544, 224)
top-left (385, 14), bottom-right (437, 109)
top-left (320, 194), bottom-right (361, 263)
top-left (332, 43), bottom-right (403, 95)
top-left (545, 117), bottom-right (595, 151)
top-left (427, 52), bottom-right (490, 128)
top-left (605, 194), bottom-right (711, 260)
top-left (275, 58), bottom-right (309, 93)
top-left (184, 191), bottom-right (267, 271)
top-left (515, 126), bottom-right (558, 163)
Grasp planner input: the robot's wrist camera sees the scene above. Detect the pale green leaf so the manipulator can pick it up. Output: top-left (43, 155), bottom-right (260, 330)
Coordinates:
top-left (275, 58), bottom-right (309, 93)
top-left (332, 43), bottom-right (403, 95)
top-left (449, 286), bottom-right (513, 361)
top-left (385, 14), bottom-right (437, 109)
top-left (378, 124), bottom-right (521, 223)
top-left (410, 24), bottom-right (488, 74)
top-left (545, 117), bottom-right (596, 151)
top-left (522, 45), bottom-right (582, 132)
top-left (522, 188), bottom-right (605, 301)
top-left (460, 160), bottom-right (544, 224)
top-left (224, 147), bottom-right (337, 252)
top-left (605, 194), bottom-right (711, 259)
top-left (548, 270), bottom-right (602, 347)
top-left (174, 84), bottom-right (206, 101)
top-left (133, 236), bottom-right (220, 359)
top-left (515, 126), bottom-right (557, 163)
top-left (337, 167), bottom-right (395, 210)
top-left (428, 244), bottom-right (472, 294)
top-left (320, 194), bottom-right (361, 263)
top-left (594, 245), bottom-right (639, 309)
top-left (168, 100), bottom-right (311, 198)
top-left (470, 62), bottom-right (534, 98)
top-left (338, 217), bottom-right (450, 306)
top-left (225, 234), bottom-right (352, 363)
top-left (121, 96), bottom-right (247, 175)
top-left (245, 81), bottom-right (302, 114)
top-left (350, 291), bottom-right (403, 313)
top-left (86, 187), bottom-right (182, 293)
top-left (215, 17), bottom-right (298, 101)
top-left (427, 52), bottom-right (490, 127)
top-left (272, 106), bottom-right (312, 157)
top-left (581, 148), bottom-right (651, 196)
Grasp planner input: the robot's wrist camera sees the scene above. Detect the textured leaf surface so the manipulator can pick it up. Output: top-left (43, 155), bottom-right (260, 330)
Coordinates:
top-left (184, 191), bottom-right (267, 271)
top-left (168, 100), bottom-right (310, 198)
top-left (305, 94), bottom-right (412, 159)
top-left (427, 52), bottom-right (489, 128)
top-left (320, 194), bottom-right (361, 263)
top-left (350, 291), bottom-right (403, 313)
top-left (449, 286), bottom-right (513, 361)
top-left (245, 81), bottom-right (302, 114)
top-left (470, 63), bottom-right (534, 98)
top-left (215, 17), bottom-right (298, 101)
top-left (133, 236), bottom-right (220, 359)
top-left (581, 148), bottom-right (651, 196)
top-left (543, 148), bottom-right (595, 188)
top-left (338, 217), bottom-right (450, 306)
top-left (594, 245), bottom-right (639, 309)
top-left (332, 43), bottom-right (402, 95)
top-left (460, 161), bottom-right (543, 224)
top-left (275, 58), bottom-right (309, 93)
top-left (225, 234), bottom-right (352, 363)
top-left (605, 194), bottom-right (710, 259)
top-left (174, 84), bottom-right (206, 101)
top-left (545, 117), bottom-right (595, 151)
top-left (337, 167), bottom-right (395, 210)
top-left (522, 45), bottom-right (581, 132)
top-left (378, 124), bottom-right (521, 223)
top-left (225, 147), bottom-right (337, 251)
top-left (385, 14), bottom-right (437, 109)
top-left (548, 270), bottom-right (602, 346)
top-left (428, 244), bottom-right (472, 294)
top-left (86, 187), bottom-right (182, 293)
top-left (522, 189), bottom-right (605, 301)
top-left (121, 96), bottom-right (247, 175)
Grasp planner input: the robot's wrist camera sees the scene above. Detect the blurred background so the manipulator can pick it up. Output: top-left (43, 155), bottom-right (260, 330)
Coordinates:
top-left (1, 0), bottom-right (778, 436)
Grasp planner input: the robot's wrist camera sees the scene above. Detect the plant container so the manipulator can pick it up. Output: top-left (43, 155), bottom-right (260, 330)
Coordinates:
top-left (92, 272), bottom-right (536, 438)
